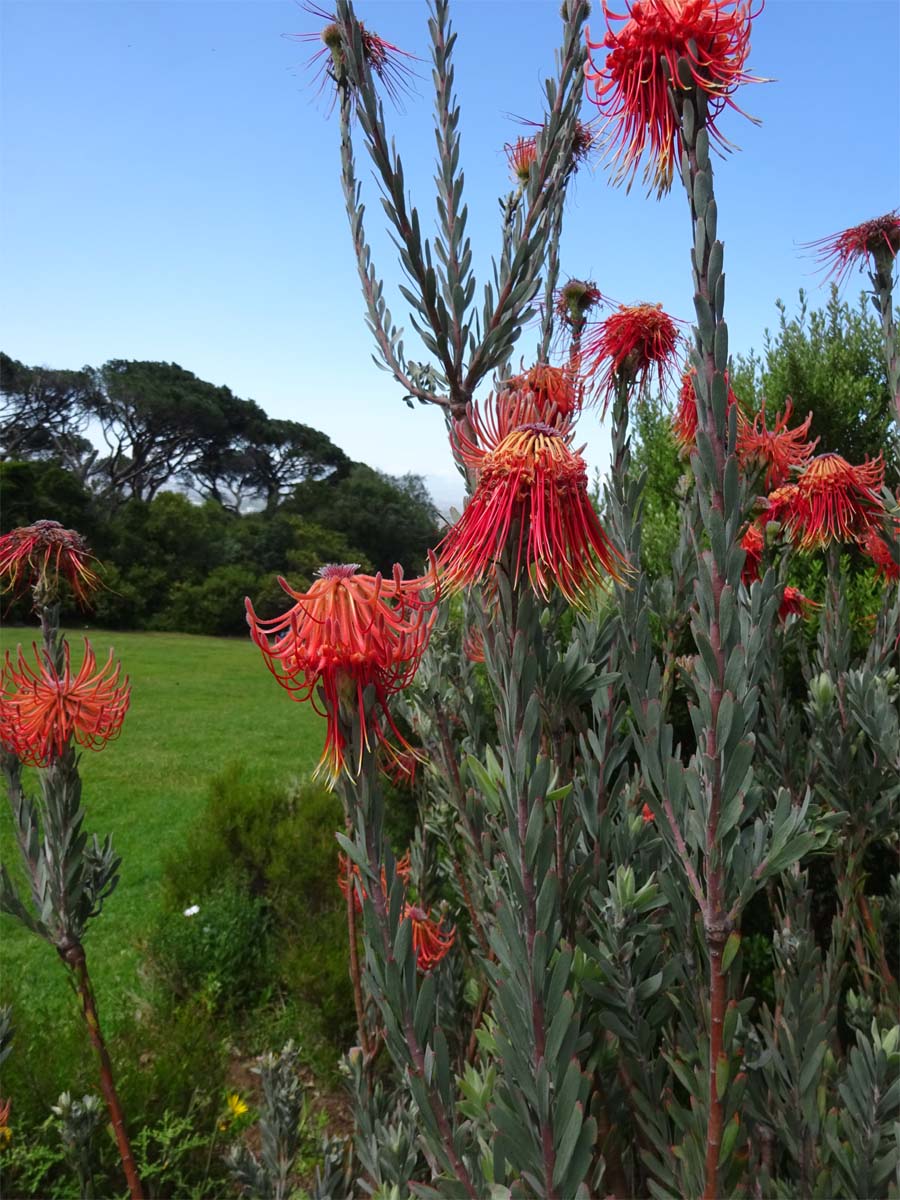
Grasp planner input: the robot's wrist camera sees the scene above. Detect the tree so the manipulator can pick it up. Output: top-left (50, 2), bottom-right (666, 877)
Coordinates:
top-left (185, 394), bottom-right (271, 512)
top-left (731, 288), bottom-right (899, 481)
top-left (0, 353), bottom-right (99, 479)
top-left (244, 418), bottom-right (350, 512)
top-left (287, 465), bottom-right (441, 574)
top-left (86, 360), bottom-right (239, 504)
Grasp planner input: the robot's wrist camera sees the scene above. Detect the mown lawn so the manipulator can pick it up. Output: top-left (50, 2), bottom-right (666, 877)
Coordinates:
top-left (0, 628), bottom-right (323, 1038)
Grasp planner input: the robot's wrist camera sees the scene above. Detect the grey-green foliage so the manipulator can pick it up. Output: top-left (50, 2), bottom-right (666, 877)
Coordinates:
top-left (334, 0), bottom-right (591, 412)
top-left (226, 1043), bottom-right (307, 1200)
top-left (50, 1093), bottom-right (104, 1200)
top-left (0, 743), bottom-right (120, 948)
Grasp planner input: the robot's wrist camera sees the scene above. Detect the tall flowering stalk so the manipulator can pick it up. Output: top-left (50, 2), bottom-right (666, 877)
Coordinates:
top-left (586, 4), bottom-right (816, 1196)
top-left (0, 523), bottom-right (142, 1200)
top-left (805, 211), bottom-right (900, 422)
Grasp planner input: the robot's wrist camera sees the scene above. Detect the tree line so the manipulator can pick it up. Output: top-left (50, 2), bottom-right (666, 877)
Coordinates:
top-left (0, 355), bottom-right (443, 635)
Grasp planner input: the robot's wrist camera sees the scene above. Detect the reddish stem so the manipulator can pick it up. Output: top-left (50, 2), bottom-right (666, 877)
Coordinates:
top-left (61, 941), bottom-right (143, 1200)
top-left (344, 853), bottom-right (372, 1061)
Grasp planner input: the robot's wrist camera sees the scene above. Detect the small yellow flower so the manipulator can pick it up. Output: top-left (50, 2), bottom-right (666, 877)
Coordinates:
top-left (225, 1092), bottom-right (249, 1120)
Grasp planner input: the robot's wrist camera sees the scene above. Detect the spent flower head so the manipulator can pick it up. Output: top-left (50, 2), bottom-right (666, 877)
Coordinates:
top-left (803, 210), bottom-right (900, 286)
top-left (288, 3), bottom-right (417, 108)
top-left (554, 278), bottom-right (607, 329)
top-left (585, 0), bottom-right (763, 193)
top-left (0, 521), bottom-right (101, 609)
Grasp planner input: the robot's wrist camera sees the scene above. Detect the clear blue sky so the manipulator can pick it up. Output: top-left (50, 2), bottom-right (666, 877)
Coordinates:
top-left (2, 0), bottom-right (898, 509)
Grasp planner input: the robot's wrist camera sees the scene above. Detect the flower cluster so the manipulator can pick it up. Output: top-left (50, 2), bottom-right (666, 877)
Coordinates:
top-left (245, 564), bottom-right (438, 783)
top-left (585, 0), bottom-right (761, 193)
top-left (338, 851), bottom-right (454, 971)
top-left (0, 640), bottom-right (130, 766)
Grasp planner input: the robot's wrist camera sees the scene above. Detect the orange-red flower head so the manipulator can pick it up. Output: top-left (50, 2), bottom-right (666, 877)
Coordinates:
top-left (673, 366), bottom-right (740, 450)
top-left (778, 454), bottom-right (885, 552)
top-left (861, 527), bottom-right (900, 583)
top-left (463, 626), bottom-right (486, 664)
top-left (673, 369), bottom-right (700, 450)
top-left (0, 521), bottom-right (101, 609)
top-left (736, 400), bottom-right (818, 490)
top-left (405, 904), bottom-right (455, 972)
top-left (778, 586), bottom-right (818, 622)
top-left (585, 0), bottom-right (762, 194)
top-left (506, 135), bottom-right (538, 184)
top-left (581, 303), bottom-right (681, 411)
top-left (804, 211), bottom-right (900, 286)
top-left (740, 522), bottom-right (764, 586)
top-left (245, 563), bottom-right (438, 783)
top-left (439, 422), bottom-right (624, 605)
top-left (0, 640), bottom-right (130, 766)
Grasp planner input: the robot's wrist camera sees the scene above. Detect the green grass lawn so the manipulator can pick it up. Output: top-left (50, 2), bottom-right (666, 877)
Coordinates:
top-left (0, 628), bottom-right (324, 1039)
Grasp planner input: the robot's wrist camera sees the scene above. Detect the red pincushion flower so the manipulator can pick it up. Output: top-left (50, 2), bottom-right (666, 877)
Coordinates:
top-left (803, 211), bottom-right (900, 286)
top-left (581, 303), bottom-right (682, 411)
top-left (0, 521), bottom-right (101, 608)
top-left (861, 528), bottom-right (900, 583)
top-left (405, 904), bottom-right (455, 972)
top-left (779, 454), bottom-right (885, 551)
top-left (736, 400), bottom-right (818, 490)
top-left (338, 849), bottom-right (412, 913)
top-left (289, 3), bottom-right (417, 107)
top-left (0, 640), bottom-right (130, 766)
top-left (778, 586), bottom-right (818, 621)
top-left (740, 522), bottom-right (764, 585)
top-left (506, 135), bottom-right (538, 184)
top-left (439, 422), bottom-right (624, 605)
top-left (673, 368), bottom-right (700, 450)
top-left (673, 366), bottom-right (741, 450)
top-left (507, 117), bottom-right (597, 182)
top-left (585, 0), bottom-right (762, 194)
top-left (245, 563), bottom-right (438, 782)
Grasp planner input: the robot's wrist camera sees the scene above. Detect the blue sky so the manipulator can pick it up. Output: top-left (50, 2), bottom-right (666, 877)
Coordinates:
top-left (2, 0), bottom-right (898, 509)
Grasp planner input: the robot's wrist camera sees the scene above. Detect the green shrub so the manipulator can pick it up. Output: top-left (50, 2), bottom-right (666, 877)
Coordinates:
top-left (146, 884), bottom-right (270, 1012)
top-left (155, 565), bottom-right (263, 637)
top-left (163, 765), bottom-right (356, 1047)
